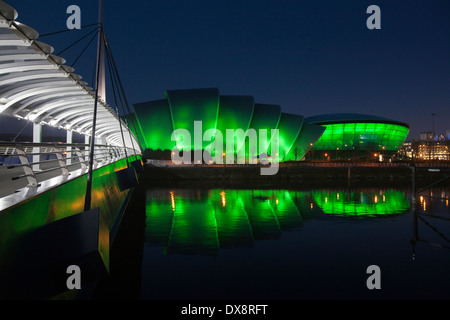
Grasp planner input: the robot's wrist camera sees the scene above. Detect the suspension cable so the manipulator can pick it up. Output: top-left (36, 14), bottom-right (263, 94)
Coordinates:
top-left (70, 31), bottom-right (98, 68)
top-left (56, 27), bottom-right (98, 56)
top-left (38, 23), bottom-right (99, 37)
top-left (11, 120), bottom-right (30, 142)
top-left (102, 32), bottom-right (143, 154)
top-left (104, 40), bottom-right (137, 159)
top-left (104, 34), bottom-right (129, 166)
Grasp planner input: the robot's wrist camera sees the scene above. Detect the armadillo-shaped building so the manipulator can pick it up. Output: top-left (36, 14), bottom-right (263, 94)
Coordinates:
top-left (130, 88), bottom-right (326, 162)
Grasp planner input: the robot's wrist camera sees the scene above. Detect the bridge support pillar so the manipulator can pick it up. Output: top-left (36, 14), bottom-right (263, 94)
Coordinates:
top-left (32, 122), bottom-right (41, 171)
top-left (84, 134), bottom-right (90, 162)
top-left (66, 130), bottom-right (72, 166)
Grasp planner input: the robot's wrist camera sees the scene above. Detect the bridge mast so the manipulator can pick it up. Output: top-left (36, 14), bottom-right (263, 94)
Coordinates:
top-left (84, 0), bottom-right (105, 211)
top-left (96, 0), bottom-right (106, 103)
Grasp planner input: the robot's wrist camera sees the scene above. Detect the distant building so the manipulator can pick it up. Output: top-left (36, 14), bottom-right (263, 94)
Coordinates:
top-left (416, 141), bottom-right (449, 160)
top-left (408, 139), bottom-right (450, 160)
top-left (397, 141), bottom-right (413, 160)
top-left (405, 130), bottom-right (450, 160)
top-left (420, 131), bottom-right (435, 141)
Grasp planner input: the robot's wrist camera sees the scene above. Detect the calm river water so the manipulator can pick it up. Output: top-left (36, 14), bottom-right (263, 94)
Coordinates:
top-left (94, 185), bottom-right (450, 300)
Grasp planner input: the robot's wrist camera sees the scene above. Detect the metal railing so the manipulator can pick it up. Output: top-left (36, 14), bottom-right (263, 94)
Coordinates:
top-left (0, 141), bottom-right (139, 187)
top-left (281, 161), bottom-right (450, 168)
top-left (146, 159), bottom-right (450, 168)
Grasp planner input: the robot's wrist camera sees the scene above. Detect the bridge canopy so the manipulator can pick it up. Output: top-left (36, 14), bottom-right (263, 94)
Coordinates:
top-left (0, 0), bottom-right (139, 151)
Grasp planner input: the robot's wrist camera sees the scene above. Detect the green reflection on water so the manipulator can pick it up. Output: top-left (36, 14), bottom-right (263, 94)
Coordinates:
top-left (145, 189), bottom-right (410, 255)
top-left (312, 190), bottom-right (410, 217)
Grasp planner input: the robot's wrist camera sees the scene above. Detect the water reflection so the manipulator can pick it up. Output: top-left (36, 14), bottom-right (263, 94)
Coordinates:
top-left (144, 188), bottom-right (411, 256)
top-left (411, 187), bottom-right (450, 256)
top-left (312, 190), bottom-right (410, 217)
top-left (417, 189), bottom-right (450, 214)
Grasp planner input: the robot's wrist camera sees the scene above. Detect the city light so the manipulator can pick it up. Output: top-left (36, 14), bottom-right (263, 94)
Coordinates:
top-left (398, 132), bottom-right (450, 161)
top-left (220, 191), bottom-right (226, 207)
top-left (170, 191), bottom-right (176, 211)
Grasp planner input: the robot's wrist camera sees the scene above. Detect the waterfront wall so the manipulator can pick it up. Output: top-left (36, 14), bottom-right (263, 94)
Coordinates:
top-left (142, 162), bottom-right (450, 189)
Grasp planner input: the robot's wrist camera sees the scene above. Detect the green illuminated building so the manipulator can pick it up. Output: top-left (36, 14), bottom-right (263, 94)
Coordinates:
top-left (304, 113), bottom-right (410, 160)
top-left (131, 88), bottom-right (326, 162)
top-left (130, 90), bottom-right (410, 162)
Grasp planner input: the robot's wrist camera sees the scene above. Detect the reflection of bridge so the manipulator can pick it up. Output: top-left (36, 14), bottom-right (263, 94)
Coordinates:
top-left (144, 189), bottom-right (410, 256)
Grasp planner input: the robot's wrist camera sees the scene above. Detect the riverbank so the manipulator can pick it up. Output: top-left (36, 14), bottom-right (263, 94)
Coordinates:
top-left (140, 162), bottom-right (450, 189)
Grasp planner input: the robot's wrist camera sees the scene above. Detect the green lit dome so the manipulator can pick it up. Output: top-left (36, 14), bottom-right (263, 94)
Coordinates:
top-left (305, 113), bottom-right (410, 152)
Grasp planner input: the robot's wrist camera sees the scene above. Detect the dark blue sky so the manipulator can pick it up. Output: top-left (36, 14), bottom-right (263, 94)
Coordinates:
top-left (6, 0), bottom-right (450, 139)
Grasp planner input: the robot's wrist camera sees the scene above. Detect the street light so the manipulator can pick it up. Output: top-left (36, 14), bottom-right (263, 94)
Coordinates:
top-left (432, 113), bottom-right (436, 160)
